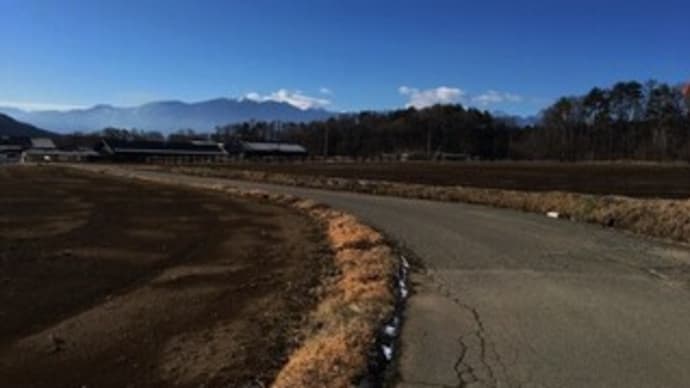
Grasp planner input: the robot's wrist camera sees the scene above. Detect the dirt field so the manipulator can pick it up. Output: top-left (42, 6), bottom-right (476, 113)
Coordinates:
top-left (205, 161), bottom-right (690, 199)
top-left (0, 166), bottom-right (330, 388)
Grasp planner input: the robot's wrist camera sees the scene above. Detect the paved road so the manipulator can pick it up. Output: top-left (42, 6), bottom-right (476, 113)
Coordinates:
top-left (102, 169), bottom-right (690, 387)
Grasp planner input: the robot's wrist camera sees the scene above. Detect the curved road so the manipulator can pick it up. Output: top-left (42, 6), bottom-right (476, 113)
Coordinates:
top-left (102, 168), bottom-right (690, 387)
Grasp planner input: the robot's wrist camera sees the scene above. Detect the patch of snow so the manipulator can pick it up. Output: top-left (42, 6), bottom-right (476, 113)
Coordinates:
top-left (399, 279), bottom-right (409, 299)
top-left (381, 344), bottom-right (394, 361)
top-left (384, 325), bottom-right (396, 337)
top-left (401, 255), bottom-right (410, 269)
top-left (398, 255), bottom-right (410, 299)
top-left (384, 317), bottom-right (400, 337)
top-left (362, 254), bottom-right (410, 386)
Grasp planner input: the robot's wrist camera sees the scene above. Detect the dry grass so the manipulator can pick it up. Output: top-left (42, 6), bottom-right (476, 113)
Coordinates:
top-left (65, 164), bottom-right (399, 388)
top-left (158, 166), bottom-right (690, 244)
top-left (272, 203), bottom-right (396, 388)
top-left (437, 188), bottom-right (690, 243)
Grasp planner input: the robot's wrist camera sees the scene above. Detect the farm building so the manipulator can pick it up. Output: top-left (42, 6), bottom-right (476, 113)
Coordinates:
top-left (234, 141), bottom-right (308, 159)
top-left (0, 137), bottom-right (30, 163)
top-left (21, 138), bottom-right (59, 162)
top-left (96, 139), bottom-right (228, 163)
top-left (23, 147), bottom-right (100, 163)
top-left (0, 137), bottom-right (94, 163)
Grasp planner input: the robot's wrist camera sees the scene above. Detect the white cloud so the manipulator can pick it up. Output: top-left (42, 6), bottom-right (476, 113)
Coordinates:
top-left (471, 90), bottom-right (523, 106)
top-left (0, 100), bottom-right (86, 112)
top-left (319, 87), bottom-right (333, 95)
top-left (398, 86), bottom-right (465, 108)
top-left (244, 89), bottom-right (331, 110)
top-left (244, 92), bottom-right (262, 100)
top-left (398, 86), bottom-right (525, 109)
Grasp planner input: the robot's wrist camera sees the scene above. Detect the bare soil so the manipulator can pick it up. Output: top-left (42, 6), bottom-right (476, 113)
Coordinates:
top-left (201, 161), bottom-right (690, 199)
top-left (68, 164), bottom-right (401, 388)
top-left (0, 166), bottom-right (330, 388)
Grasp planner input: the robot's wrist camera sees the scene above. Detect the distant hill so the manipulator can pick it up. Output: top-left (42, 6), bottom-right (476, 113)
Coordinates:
top-left (0, 98), bottom-right (334, 134)
top-left (0, 113), bottom-right (56, 137)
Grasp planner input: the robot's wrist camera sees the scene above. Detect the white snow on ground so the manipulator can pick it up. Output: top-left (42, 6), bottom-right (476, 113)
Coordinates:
top-left (399, 256), bottom-right (410, 299)
top-left (381, 344), bottom-right (394, 361)
top-left (384, 317), bottom-right (400, 336)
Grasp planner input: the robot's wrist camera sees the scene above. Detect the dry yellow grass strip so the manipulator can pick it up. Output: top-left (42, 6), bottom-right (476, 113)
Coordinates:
top-left (271, 203), bottom-right (396, 388)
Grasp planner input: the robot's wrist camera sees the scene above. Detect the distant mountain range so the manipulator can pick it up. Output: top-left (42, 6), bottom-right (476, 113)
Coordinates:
top-left (0, 113), bottom-right (56, 138)
top-left (0, 98), bottom-right (333, 134)
top-left (491, 111), bottom-right (541, 127)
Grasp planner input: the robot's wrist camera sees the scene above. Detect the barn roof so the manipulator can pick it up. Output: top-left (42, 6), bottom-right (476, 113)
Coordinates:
top-left (24, 149), bottom-right (99, 156)
top-left (101, 139), bottom-right (227, 156)
top-left (30, 137), bottom-right (56, 149)
top-left (240, 141), bottom-right (307, 154)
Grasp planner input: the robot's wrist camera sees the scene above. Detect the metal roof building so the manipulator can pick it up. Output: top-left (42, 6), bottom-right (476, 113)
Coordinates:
top-left (30, 137), bottom-right (57, 150)
top-left (97, 139), bottom-right (228, 162)
top-left (238, 141), bottom-right (308, 157)
top-left (0, 137), bottom-right (30, 163)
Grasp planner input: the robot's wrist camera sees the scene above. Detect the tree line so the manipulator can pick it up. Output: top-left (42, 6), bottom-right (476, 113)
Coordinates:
top-left (60, 79), bottom-right (690, 162)
top-left (214, 79), bottom-right (690, 161)
top-left (531, 80), bottom-right (690, 160)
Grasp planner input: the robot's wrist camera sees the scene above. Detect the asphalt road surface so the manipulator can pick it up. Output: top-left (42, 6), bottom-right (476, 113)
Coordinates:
top-left (90, 168), bottom-right (690, 388)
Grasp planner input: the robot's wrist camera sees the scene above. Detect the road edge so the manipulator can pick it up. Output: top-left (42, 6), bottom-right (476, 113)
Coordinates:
top-left (156, 166), bottom-right (690, 245)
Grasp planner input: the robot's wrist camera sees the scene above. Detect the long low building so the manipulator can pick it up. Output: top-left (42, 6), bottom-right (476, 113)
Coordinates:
top-left (236, 141), bottom-right (308, 158)
top-left (0, 137), bottom-right (29, 163)
top-left (4, 137), bottom-right (309, 163)
top-left (97, 139), bottom-right (228, 162)
top-left (97, 139), bottom-right (309, 161)
top-left (1, 136), bottom-right (97, 163)
top-left (23, 148), bottom-right (99, 162)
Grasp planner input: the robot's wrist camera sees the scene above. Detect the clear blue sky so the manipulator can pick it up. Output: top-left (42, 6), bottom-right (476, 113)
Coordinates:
top-left (1, 0), bottom-right (688, 115)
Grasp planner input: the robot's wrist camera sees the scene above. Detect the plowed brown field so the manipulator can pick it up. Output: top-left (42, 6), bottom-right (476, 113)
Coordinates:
top-left (0, 166), bottom-right (329, 388)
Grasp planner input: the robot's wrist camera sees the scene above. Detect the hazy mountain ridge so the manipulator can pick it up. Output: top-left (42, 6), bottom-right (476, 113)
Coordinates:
top-left (491, 110), bottom-right (540, 127)
top-left (0, 113), bottom-right (56, 137)
top-left (0, 98), bottom-right (333, 133)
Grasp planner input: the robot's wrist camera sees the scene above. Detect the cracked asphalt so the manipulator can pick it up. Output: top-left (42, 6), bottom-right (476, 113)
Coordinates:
top-left (81, 168), bottom-right (690, 388)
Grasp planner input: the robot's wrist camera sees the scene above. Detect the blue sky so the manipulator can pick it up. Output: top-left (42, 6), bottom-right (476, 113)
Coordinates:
top-left (1, 0), bottom-right (688, 115)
